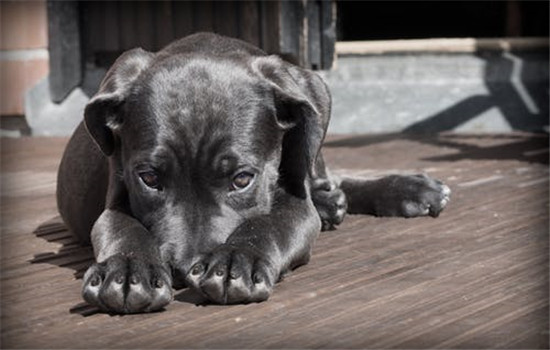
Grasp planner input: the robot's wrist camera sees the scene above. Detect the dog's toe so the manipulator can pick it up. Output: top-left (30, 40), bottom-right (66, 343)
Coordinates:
top-left (376, 174), bottom-right (451, 218)
top-left (312, 179), bottom-right (348, 231)
top-left (82, 255), bottom-right (173, 314)
top-left (187, 245), bottom-right (274, 304)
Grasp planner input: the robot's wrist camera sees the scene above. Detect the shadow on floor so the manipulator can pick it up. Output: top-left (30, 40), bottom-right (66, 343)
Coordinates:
top-left (30, 216), bottom-right (204, 316)
top-left (30, 216), bottom-right (94, 280)
top-left (30, 216), bottom-right (100, 316)
top-left (324, 133), bottom-right (549, 165)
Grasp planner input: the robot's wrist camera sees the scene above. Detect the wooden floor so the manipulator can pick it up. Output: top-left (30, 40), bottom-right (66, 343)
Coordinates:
top-left (1, 133), bottom-right (548, 349)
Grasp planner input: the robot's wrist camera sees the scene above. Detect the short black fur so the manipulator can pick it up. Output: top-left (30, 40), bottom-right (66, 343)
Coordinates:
top-left (57, 33), bottom-right (451, 313)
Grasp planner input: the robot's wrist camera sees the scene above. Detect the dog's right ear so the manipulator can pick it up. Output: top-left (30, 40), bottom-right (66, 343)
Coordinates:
top-left (84, 48), bottom-right (154, 156)
top-left (251, 55), bottom-right (326, 198)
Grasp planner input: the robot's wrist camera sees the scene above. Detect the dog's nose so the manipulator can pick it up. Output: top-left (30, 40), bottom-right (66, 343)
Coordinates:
top-left (172, 264), bottom-right (191, 289)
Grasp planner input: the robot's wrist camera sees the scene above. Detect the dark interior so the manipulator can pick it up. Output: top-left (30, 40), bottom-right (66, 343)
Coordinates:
top-left (337, 1), bottom-right (549, 41)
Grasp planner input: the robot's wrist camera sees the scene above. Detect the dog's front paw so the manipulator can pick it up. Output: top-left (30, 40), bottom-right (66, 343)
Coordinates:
top-left (311, 178), bottom-right (347, 230)
top-left (377, 174), bottom-right (451, 218)
top-left (82, 254), bottom-right (173, 314)
top-left (186, 245), bottom-right (275, 304)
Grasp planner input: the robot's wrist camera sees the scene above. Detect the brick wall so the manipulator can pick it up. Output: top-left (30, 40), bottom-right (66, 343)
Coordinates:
top-left (0, 0), bottom-right (49, 116)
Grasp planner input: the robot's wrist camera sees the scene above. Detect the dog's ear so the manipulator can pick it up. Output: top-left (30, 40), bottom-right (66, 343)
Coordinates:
top-left (252, 55), bottom-right (326, 197)
top-left (84, 48), bottom-right (154, 156)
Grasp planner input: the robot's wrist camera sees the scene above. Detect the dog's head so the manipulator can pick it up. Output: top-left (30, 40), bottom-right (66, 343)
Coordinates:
top-left (84, 46), bottom-right (324, 268)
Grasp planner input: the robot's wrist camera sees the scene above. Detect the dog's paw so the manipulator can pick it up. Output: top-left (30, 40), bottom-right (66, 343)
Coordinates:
top-left (311, 178), bottom-right (347, 231)
top-left (186, 245), bottom-right (275, 304)
top-left (82, 254), bottom-right (173, 314)
top-left (376, 174), bottom-right (451, 218)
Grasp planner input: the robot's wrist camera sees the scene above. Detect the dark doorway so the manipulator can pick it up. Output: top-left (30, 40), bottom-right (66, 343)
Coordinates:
top-left (337, 1), bottom-right (549, 41)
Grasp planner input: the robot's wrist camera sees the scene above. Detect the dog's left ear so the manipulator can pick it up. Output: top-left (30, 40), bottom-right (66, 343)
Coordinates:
top-left (84, 48), bottom-right (154, 156)
top-left (252, 55), bottom-right (326, 197)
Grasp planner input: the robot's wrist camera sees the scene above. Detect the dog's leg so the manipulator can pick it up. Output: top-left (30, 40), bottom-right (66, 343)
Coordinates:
top-left (310, 153), bottom-right (348, 230)
top-left (81, 209), bottom-right (173, 313)
top-left (57, 123), bottom-right (108, 245)
top-left (186, 193), bottom-right (320, 304)
top-left (339, 174), bottom-right (451, 218)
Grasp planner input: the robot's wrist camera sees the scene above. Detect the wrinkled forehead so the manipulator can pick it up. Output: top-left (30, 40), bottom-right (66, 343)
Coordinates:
top-left (149, 57), bottom-right (264, 113)
top-left (121, 57), bottom-right (280, 164)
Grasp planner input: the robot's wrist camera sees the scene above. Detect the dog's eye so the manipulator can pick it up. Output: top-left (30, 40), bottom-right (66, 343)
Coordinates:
top-left (232, 172), bottom-right (254, 190)
top-left (138, 171), bottom-right (160, 189)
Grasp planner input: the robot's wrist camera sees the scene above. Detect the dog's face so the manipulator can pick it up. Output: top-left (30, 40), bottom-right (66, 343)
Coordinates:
top-left (84, 48), bottom-right (324, 274)
top-left (120, 58), bottom-right (284, 265)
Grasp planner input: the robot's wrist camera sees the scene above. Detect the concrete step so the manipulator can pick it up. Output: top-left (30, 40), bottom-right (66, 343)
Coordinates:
top-left (24, 51), bottom-right (548, 136)
top-left (320, 52), bottom-right (548, 133)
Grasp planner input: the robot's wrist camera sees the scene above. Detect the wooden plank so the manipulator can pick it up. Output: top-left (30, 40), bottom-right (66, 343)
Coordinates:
top-left (118, 1), bottom-right (139, 50)
top-left (213, 1), bottom-right (238, 37)
top-left (102, 1), bottom-right (120, 52)
top-left (135, 1), bottom-right (155, 51)
top-left (192, 0), bottom-right (214, 33)
top-left (172, 1), bottom-right (193, 39)
top-left (153, 0), bottom-right (174, 50)
top-left (307, 0), bottom-right (322, 69)
top-left (79, 2), bottom-right (98, 63)
top-left (279, 0), bottom-right (307, 66)
top-left (0, 134), bottom-right (548, 348)
top-left (320, 0), bottom-right (336, 69)
top-left (259, 1), bottom-right (280, 55)
top-left (237, 1), bottom-right (261, 47)
top-left (46, 0), bottom-right (82, 102)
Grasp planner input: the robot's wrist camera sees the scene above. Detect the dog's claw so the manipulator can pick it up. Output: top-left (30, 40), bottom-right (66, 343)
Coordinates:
top-left (379, 174), bottom-right (451, 218)
top-left (312, 178), bottom-right (348, 231)
top-left (186, 245), bottom-right (274, 304)
top-left (82, 254), bottom-right (173, 314)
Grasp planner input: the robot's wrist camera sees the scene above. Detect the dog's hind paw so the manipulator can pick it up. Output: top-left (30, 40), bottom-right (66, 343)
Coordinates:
top-left (311, 178), bottom-right (347, 231)
top-left (82, 254), bottom-right (173, 314)
top-left (186, 245), bottom-right (275, 305)
top-left (375, 174), bottom-right (451, 218)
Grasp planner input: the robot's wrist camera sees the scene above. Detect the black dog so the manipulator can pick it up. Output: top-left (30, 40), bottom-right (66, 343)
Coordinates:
top-left (57, 33), bottom-right (450, 314)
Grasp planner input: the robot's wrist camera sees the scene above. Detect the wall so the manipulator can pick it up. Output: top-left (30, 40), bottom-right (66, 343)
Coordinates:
top-left (0, 0), bottom-right (49, 116)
